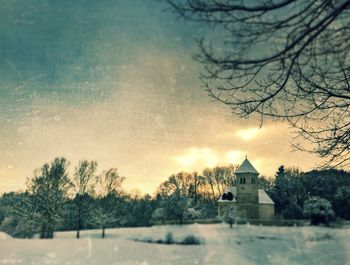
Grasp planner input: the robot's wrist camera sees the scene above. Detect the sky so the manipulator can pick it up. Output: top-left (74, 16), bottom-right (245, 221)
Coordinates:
top-left (0, 0), bottom-right (319, 195)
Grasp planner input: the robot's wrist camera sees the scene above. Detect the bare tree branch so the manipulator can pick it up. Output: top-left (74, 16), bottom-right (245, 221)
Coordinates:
top-left (168, 0), bottom-right (350, 167)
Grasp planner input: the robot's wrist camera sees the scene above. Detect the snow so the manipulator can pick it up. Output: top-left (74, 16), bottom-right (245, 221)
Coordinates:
top-left (258, 189), bottom-right (274, 204)
top-left (0, 224), bottom-right (349, 265)
top-left (0, 232), bottom-right (12, 240)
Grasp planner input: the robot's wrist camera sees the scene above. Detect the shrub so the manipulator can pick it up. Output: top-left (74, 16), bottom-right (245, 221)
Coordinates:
top-left (135, 232), bottom-right (204, 245)
top-left (165, 232), bottom-right (174, 244)
top-left (222, 206), bottom-right (245, 228)
top-left (304, 196), bottom-right (335, 225)
top-left (183, 208), bottom-right (202, 221)
top-left (282, 201), bottom-right (303, 219)
top-left (181, 234), bottom-right (202, 245)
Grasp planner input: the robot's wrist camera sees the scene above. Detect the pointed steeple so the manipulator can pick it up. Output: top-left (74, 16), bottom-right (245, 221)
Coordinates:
top-left (236, 157), bottom-right (259, 174)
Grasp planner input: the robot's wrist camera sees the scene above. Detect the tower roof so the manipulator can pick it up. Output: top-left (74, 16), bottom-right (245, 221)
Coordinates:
top-left (236, 158), bottom-right (259, 174)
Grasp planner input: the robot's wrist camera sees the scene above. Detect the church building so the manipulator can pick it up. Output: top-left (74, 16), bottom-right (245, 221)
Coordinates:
top-left (218, 157), bottom-right (275, 220)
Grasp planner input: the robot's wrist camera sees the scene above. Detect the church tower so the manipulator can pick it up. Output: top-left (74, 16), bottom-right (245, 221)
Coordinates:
top-left (235, 157), bottom-right (259, 204)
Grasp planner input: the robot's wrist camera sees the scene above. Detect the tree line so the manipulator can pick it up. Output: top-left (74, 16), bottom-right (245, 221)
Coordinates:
top-left (1, 157), bottom-right (350, 238)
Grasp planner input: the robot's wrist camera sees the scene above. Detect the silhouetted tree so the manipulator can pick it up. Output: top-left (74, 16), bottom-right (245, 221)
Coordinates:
top-left (99, 168), bottom-right (125, 196)
top-left (258, 176), bottom-right (273, 193)
top-left (271, 166), bottom-right (305, 218)
top-left (168, 0), bottom-right (350, 167)
top-left (164, 189), bottom-right (189, 224)
top-left (334, 187), bottom-right (350, 219)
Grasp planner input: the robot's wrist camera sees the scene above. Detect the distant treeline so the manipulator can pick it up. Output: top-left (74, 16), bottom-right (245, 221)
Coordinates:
top-left (0, 157), bottom-right (350, 238)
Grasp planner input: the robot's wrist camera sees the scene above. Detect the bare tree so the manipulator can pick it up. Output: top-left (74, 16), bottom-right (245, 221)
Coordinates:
top-left (201, 166), bottom-right (236, 200)
top-left (72, 160), bottom-right (98, 238)
top-left (168, 0), bottom-right (350, 167)
top-left (99, 168), bottom-right (125, 196)
top-left (158, 172), bottom-right (193, 197)
top-left (89, 168), bottom-right (125, 238)
top-left (89, 196), bottom-right (119, 239)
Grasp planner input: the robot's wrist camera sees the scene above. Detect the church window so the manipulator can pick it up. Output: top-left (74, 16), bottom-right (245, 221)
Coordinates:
top-left (243, 178), bottom-right (246, 184)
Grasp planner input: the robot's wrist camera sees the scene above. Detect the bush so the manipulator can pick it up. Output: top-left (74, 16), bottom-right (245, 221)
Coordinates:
top-left (222, 206), bottom-right (245, 228)
top-left (282, 201), bottom-right (303, 219)
top-left (183, 208), bottom-right (202, 221)
top-left (181, 234), bottom-right (202, 245)
top-left (135, 232), bottom-right (204, 245)
top-left (152, 208), bottom-right (166, 224)
top-left (306, 233), bottom-right (333, 241)
top-left (165, 232), bottom-right (174, 244)
top-left (304, 196), bottom-right (335, 225)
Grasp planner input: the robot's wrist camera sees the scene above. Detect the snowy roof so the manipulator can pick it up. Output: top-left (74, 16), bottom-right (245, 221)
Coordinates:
top-left (258, 189), bottom-right (274, 204)
top-left (218, 187), bottom-right (274, 204)
top-left (218, 194), bottom-right (237, 203)
top-left (218, 187), bottom-right (237, 202)
top-left (236, 158), bottom-right (259, 174)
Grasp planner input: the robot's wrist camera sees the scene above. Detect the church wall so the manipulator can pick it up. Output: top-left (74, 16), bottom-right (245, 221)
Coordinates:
top-left (237, 203), bottom-right (260, 219)
top-left (258, 204), bottom-right (275, 220)
top-left (218, 201), bottom-right (275, 220)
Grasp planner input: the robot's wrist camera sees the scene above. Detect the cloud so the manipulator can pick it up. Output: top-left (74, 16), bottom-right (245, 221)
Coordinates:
top-left (173, 148), bottom-right (218, 170)
top-left (173, 147), bottom-right (248, 172)
top-left (226, 150), bottom-right (245, 164)
top-left (234, 127), bottom-right (263, 141)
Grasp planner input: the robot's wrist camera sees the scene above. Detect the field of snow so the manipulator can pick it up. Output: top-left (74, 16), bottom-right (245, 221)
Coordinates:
top-left (1, 224), bottom-right (349, 265)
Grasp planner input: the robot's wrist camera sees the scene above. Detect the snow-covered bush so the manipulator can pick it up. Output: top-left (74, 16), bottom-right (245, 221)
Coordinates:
top-left (222, 206), bottom-right (244, 228)
top-left (183, 208), bottom-right (202, 221)
top-left (151, 208), bottom-right (166, 224)
top-left (304, 196), bottom-right (335, 225)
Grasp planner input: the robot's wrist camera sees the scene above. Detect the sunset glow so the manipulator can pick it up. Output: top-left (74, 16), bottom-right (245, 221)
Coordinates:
top-left (0, 0), bottom-right (318, 195)
top-left (235, 128), bottom-right (262, 141)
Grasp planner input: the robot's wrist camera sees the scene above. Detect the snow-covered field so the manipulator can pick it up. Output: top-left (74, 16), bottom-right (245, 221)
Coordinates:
top-left (1, 224), bottom-right (349, 265)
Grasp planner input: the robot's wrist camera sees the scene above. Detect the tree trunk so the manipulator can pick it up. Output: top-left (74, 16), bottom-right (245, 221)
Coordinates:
top-left (40, 223), bottom-right (47, 239)
top-left (76, 197), bottom-right (82, 239)
top-left (50, 228), bottom-right (54, 238)
top-left (210, 184), bottom-right (215, 201)
top-left (102, 227), bottom-right (105, 238)
top-left (76, 211), bottom-right (81, 239)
